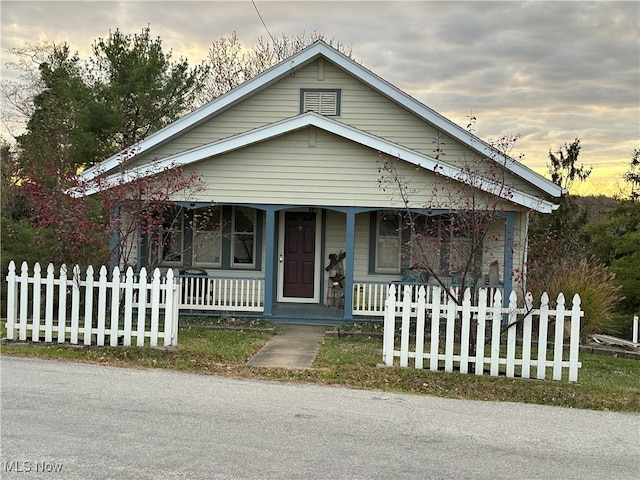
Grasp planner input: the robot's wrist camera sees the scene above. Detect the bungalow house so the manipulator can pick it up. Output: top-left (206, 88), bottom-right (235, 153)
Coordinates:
top-left (78, 41), bottom-right (563, 323)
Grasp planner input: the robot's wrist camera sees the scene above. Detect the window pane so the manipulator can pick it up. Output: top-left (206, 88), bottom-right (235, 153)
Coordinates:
top-left (158, 206), bottom-right (184, 264)
top-left (233, 234), bottom-right (254, 264)
top-left (193, 207), bottom-right (221, 266)
top-left (376, 211), bottom-right (400, 273)
top-left (232, 207), bottom-right (255, 267)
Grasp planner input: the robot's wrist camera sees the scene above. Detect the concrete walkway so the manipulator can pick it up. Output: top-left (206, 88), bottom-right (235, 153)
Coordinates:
top-left (247, 324), bottom-right (326, 369)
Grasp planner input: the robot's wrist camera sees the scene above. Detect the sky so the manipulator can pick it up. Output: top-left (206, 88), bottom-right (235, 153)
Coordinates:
top-left (1, 0), bottom-right (638, 196)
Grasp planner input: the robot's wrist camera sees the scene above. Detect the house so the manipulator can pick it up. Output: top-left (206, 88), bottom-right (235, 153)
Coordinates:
top-left (78, 41), bottom-right (563, 323)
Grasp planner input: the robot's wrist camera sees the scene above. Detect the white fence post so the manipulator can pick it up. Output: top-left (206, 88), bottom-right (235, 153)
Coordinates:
top-left (633, 316), bottom-right (639, 344)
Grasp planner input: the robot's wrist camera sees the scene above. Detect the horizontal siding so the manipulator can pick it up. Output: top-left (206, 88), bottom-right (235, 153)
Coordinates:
top-left (125, 58), bottom-right (544, 199)
top-left (175, 127), bottom-right (524, 214)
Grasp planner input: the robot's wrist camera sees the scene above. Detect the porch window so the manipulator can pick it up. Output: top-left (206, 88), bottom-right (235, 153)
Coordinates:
top-left (231, 207), bottom-right (255, 268)
top-left (192, 206), bottom-right (222, 267)
top-left (300, 89), bottom-right (341, 116)
top-left (370, 212), bottom-right (483, 279)
top-left (375, 211), bottom-right (401, 273)
top-left (152, 205), bottom-right (185, 265)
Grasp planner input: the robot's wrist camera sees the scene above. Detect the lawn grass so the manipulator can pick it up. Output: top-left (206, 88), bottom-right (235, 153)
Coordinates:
top-left (2, 323), bottom-right (639, 413)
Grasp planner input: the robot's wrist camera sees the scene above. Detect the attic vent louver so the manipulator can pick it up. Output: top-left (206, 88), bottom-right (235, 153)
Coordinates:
top-left (300, 89), bottom-right (341, 116)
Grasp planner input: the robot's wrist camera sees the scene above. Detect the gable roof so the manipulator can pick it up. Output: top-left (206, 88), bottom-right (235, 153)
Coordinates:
top-left (80, 41), bottom-right (563, 199)
top-left (79, 111), bottom-right (557, 213)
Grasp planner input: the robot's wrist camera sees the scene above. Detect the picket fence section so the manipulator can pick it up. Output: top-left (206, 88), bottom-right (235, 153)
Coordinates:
top-left (382, 284), bottom-right (583, 382)
top-left (5, 261), bottom-right (179, 347)
top-left (353, 282), bottom-right (502, 316)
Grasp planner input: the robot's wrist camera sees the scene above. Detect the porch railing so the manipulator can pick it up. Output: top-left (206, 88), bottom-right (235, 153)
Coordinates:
top-left (352, 281), bottom-right (503, 317)
top-left (176, 274), bottom-right (264, 312)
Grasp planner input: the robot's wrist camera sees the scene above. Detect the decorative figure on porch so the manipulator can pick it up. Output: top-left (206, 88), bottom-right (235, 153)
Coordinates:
top-left (326, 251), bottom-right (346, 288)
top-left (326, 251), bottom-right (346, 306)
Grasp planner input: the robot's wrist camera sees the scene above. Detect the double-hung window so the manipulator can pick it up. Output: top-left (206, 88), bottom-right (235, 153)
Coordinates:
top-left (231, 207), bottom-right (256, 268)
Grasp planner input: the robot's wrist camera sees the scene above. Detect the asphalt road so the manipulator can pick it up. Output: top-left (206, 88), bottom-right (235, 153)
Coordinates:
top-left (1, 357), bottom-right (638, 480)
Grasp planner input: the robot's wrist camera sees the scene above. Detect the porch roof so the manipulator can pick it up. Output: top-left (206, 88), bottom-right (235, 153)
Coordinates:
top-left (77, 111), bottom-right (558, 214)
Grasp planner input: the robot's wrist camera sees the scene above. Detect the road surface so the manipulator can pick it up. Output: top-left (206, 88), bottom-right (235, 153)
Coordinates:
top-left (1, 357), bottom-right (638, 479)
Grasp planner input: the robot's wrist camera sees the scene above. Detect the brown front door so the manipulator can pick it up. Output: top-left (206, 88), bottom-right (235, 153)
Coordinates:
top-left (283, 212), bottom-right (316, 298)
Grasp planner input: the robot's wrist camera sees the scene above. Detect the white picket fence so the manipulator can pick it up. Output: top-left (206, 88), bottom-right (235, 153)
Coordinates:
top-left (382, 284), bottom-right (583, 382)
top-left (5, 261), bottom-right (180, 347)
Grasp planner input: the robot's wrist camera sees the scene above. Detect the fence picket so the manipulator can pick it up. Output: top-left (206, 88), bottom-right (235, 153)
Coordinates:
top-left (136, 267), bottom-right (148, 346)
top-left (32, 263), bottom-right (42, 342)
top-left (429, 286), bottom-right (442, 371)
top-left (489, 290), bottom-right (502, 376)
top-left (83, 266), bottom-right (94, 346)
top-left (553, 293), bottom-right (566, 381)
top-left (568, 294), bottom-right (582, 383)
top-left (475, 288), bottom-right (488, 375)
top-left (444, 289), bottom-right (457, 373)
top-left (96, 266), bottom-right (108, 346)
top-left (57, 265), bottom-right (68, 343)
top-left (536, 293), bottom-right (550, 380)
top-left (521, 293), bottom-right (534, 379)
top-left (109, 266), bottom-right (121, 347)
top-left (399, 285), bottom-right (412, 368)
top-left (19, 262), bottom-right (29, 341)
top-left (506, 291), bottom-right (518, 377)
top-left (123, 268), bottom-right (134, 346)
top-left (383, 284), bottom-right (396, 366)
top-left (414, 286), bottom-right (426, 369)
top-left (44, 264), bottom-right (55, 342)
top-left (70, 265), bottom-right (81, 344)
top-left (5, 261), bottom-right (16, 340)
top-left (164, 269), bottom-right (176, 347)
top-left (149, 268), bottom-right (161, 347)
top-left (460, 289), bottom-right (472, 374)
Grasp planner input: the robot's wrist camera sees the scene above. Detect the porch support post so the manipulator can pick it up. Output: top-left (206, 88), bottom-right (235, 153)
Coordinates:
top-left (503, 212), bottom-right (515, 307)
top-left (109, 203), bottom-right (121, 271)
top-left (343, 209), bottom-right (356, 321)
top-left (263, 207), bottom-right (277, 318)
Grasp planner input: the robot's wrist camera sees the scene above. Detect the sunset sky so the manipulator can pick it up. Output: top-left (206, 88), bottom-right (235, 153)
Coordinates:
top-left (2, 1), bottom-right (638, 196)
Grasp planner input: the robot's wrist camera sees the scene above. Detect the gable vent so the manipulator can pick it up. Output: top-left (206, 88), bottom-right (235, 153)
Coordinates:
top-left (301, 89), bottom-right (341, 116)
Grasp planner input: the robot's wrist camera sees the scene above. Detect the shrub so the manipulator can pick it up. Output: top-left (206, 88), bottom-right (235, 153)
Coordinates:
top-left (531, 258), bottom-right (622, 340)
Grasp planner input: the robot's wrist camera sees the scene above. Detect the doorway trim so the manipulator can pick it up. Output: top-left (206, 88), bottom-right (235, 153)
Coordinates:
top-left (277, 208), bottom-right (322, 303)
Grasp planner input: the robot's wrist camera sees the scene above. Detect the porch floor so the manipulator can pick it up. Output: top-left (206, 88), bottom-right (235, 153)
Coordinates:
top-left (271, 302), bottom-right (345, 324)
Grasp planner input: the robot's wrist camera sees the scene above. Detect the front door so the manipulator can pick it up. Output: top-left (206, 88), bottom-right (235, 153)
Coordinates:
top-left (283, 212), bottom-right (316, 298)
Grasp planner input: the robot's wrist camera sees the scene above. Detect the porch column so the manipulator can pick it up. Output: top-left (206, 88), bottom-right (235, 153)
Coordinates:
top-left (263, 207), bottom-right (277, 318)
top-left (343, 209), bottom-right (356, 321)
top-left (503, 212), bottom-right (515, 306)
